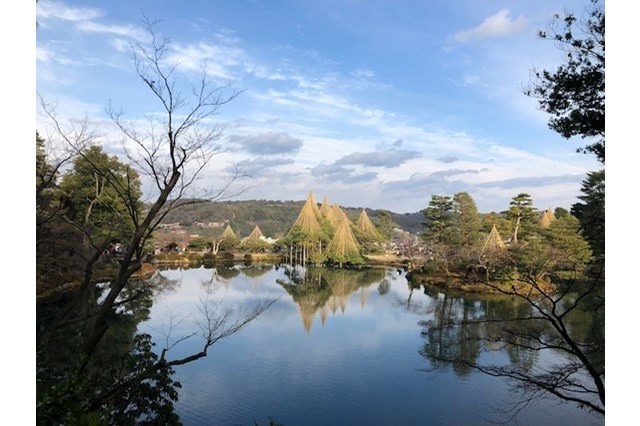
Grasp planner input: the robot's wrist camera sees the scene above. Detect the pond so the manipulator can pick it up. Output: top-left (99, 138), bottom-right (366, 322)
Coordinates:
top-left (139, 264), bottom-right (603, 426)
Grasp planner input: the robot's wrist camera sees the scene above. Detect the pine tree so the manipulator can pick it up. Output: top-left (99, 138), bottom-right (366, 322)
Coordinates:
top-left (452, 192), bottom-right (481, 247)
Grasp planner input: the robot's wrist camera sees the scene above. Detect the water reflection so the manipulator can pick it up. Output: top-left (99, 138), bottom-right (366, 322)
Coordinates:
top-left (276, 265), bottom-right (388, 332)
top-left (413, 280), bottom-right (603, 418)
top-left (37, 274), bottom-right (185, 424)
top-left (133, 265), bottom-right (603, 425)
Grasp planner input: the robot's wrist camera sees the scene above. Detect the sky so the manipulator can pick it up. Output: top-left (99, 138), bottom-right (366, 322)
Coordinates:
top-left (21, 1), bottom-right (640, 422)
top-left (33, 0), bottom-right (608, 214)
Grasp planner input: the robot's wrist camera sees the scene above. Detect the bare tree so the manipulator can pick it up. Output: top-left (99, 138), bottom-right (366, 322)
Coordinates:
top-left (87, 295), bottom-right (277, 412)
top-left (38, 16), bottom-right (245, 357)
top-left (36, 18), bottom-right (270, 422)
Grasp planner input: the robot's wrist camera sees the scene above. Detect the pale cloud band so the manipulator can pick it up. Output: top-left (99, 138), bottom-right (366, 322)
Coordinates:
top-left (37, 0), bottom-right (597, 214)
top-left (453, 9), bottom-right (526, 42)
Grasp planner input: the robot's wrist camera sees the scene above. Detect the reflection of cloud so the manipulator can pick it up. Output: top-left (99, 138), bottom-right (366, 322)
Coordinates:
top-left (228, 132), bottom-right (303, 155)
top-left (453, 9), bottom-right (526, 42)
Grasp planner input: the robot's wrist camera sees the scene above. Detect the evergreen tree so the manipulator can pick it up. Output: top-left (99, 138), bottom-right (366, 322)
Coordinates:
top-left (554, 207), bottom-right (570, 219)
top-left (36, 132), bottom-right (61, 228)
top-left (451, 192), bottom-right (481, 247)
top-left (60, 145), bottom-right (143, 242)
top-left (542, 214), bottom-right (593, 272)
top-left (526, 0), bottom-right (604, 163)
top-left (422, 195), bottom-right (454, 244)
top-left (571, 170), bottom-right (604, 256)
top-left (375, 210), bottom-right (395, 240)
top-left (505, 193), bottom-right (537, 244)
top-left (480, 212), bottom-right (512, 241)
top-left (217, 224), bottom-right (241, 251)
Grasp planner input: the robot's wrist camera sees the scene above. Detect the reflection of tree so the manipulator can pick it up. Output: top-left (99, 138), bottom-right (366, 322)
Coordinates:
top-left (242, 265), bottom-right (272, 279)
top-left (201, 266), bottom-right (243, 290)
top-left (419, 295), bottom-right (482, 377)
top-left (358, 287), bottom-right (372, 308)
top-left (146, 270), bottom-right (181, 296)
top-left (278, 266), bottom-right (332, 332)
top-left (377, 278), bottom-right (390, 295)
top-left (277, 266), bottom-right (386, 331)
top-left (216, 266), bottom-right (242, 280)
top-left (354, 268), bottom-right (387, 288)
top-left (201, 264), bottom-right (275, 293)
top-left (37, 281), bottom-right (181, 423)
top-left (38, 272), bottom-right (275, 423)
top-left (417, 281), bottom-right (603, 419)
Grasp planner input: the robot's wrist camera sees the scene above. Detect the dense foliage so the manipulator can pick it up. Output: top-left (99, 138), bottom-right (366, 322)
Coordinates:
top-left (526, 0), bottom-right (605, 262)
top-left (526, 0), bottom-right (605, 163)
top-left (59, 145), bottom-right (143, 242)
top-left (418, 191), bottom-right (593, 284)
top-left (415, 189), bottom-right (602, 416)
top-left (571, 169), bottom-right (605, 257)
top-left (36, 137), bottom-right (184, 423)
top-left (451, 192), bottom-right (482, 248)
top-left (504, 193), bottom-right (538, 244)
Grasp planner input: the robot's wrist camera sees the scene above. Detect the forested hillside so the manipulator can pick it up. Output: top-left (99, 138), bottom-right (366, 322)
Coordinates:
top-left (157, 199), bottom-right (424, 239)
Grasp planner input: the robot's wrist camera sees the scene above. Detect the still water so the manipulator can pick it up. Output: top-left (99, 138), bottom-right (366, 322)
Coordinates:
top-left (139, 264), bottom-right (603, 426)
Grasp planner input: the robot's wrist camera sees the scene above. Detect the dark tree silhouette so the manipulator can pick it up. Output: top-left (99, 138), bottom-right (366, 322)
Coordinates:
top-left (526, 0), bottom-right (604, 163)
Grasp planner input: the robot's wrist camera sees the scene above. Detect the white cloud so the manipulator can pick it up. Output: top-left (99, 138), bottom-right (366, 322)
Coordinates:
top-left (35, 0), bottom-right (595, 215)
top-left (36, 47), bottom-right (53, 63)
top-left (36, 94), bottom-right (107, 129)
top-left (335, 149), bottom-right (421, 168)
top-left (110, 38), bottom-right (130, 53)
top-left (166, 41), bottom-right (246, 79)
top-left (228, 132), bottom-right (303, 155)
top-left (76, 21), bottom-right (149, 41)
top-left (461, 74), bottom-right (480, 86)
top-left (36, 1), bottom-right (103, 23)
top-left (244, 63), bottom-right (288, 81)
top-left (453, 9), bottom-right (526, 42)
top-left (351, 68), bottom-right (375, 79)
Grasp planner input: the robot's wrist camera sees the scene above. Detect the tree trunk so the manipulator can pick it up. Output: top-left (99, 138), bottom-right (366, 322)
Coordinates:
top-left (513, 215), bottom-right (521, 244)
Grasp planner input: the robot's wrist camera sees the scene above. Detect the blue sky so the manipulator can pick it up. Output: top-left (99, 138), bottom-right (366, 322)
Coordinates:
top-left (21, 3), bottom-right (640, 420)
top-left (35, 0), bottom-right (603, 213)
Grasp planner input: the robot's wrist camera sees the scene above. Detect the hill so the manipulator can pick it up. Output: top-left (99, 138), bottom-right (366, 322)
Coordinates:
top-left (157, 199), bottom-right (424, 240)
